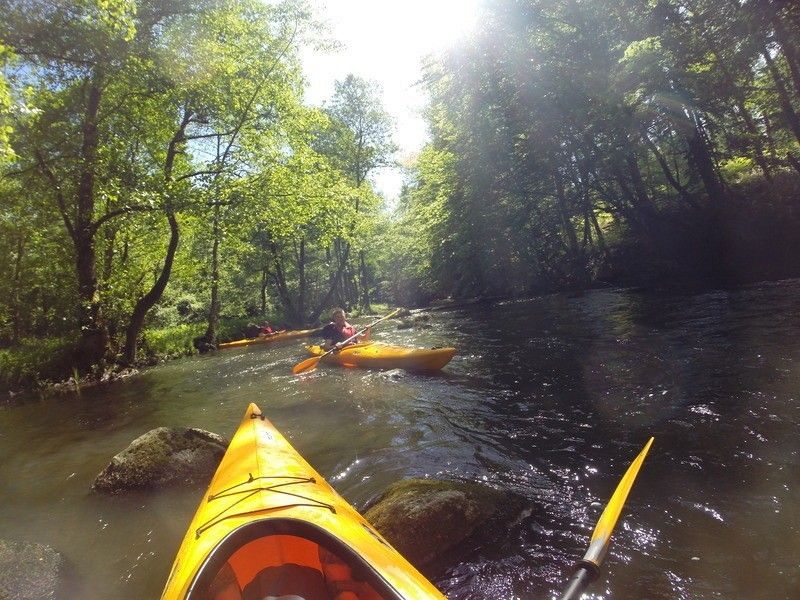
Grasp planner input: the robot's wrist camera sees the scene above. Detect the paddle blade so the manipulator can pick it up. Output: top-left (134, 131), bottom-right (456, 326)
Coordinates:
top-left (583, 436), bottom-right (654, 568)
top-left (292, 356), bottom-right (321, 375)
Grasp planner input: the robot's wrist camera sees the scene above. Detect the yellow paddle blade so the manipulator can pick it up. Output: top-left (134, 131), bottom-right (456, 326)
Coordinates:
top-left (292, 356), bottom-right (321, 375)
top-left (583, 437), bottom-right (654, 567)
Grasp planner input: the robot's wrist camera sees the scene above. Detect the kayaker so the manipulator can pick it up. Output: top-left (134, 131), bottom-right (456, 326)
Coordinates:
top-left (320, 307), bottom-right (369, 350)
top-left (258, 322), bottom-right (275, 336)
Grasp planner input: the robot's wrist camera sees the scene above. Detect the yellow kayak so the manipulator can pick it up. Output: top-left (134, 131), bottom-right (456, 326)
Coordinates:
top-left (305, 342), bottom-right (456, 371)
top-left (161, 403), bottom-right (445, 600)
top-left (218, 328), bottom-right (320, 350)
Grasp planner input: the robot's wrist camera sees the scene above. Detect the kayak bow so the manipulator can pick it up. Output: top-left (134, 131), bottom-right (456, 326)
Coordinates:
top-left (161, 403), bottom-right (445, 600)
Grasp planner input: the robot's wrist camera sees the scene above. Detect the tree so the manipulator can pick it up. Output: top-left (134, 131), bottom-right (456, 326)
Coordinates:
top-left (312, 74), bottom-right (396, 314)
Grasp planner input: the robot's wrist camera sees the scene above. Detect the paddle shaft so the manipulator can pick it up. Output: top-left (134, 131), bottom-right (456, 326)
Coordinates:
top-left (293, 309), bottom-right (401, 374)
top-left (559, 437), bottom-right (654, 600)
top-left (560, 565), bottom-right (596, 600)
top-left (324, 309), bottom-right (400, 354)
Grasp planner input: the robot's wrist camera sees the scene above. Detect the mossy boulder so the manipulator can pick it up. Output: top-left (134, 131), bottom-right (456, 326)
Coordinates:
top-left (0, 539), bottom-right (66, 599)
top-left (363, 479), bottom-right (504, 567)
top-left (92, 427), bottom-right (228, 494)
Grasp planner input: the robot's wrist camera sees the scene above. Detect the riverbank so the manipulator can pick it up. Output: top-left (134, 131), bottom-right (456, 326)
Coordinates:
top-left (0, 305), bottom-right (393, 397)
top-left (0, 322), bottom-right (209, 397)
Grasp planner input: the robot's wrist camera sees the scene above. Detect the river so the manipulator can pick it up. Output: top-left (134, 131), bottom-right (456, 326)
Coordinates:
top-left (2, 281), bottom-right (800, 599)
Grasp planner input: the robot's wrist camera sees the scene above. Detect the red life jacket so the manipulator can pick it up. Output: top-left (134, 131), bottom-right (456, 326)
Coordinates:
top-left (323, 322), bottom-right (356, 343)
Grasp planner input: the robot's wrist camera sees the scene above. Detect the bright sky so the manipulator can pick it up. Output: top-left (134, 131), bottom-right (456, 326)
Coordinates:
top-left (301, 0), bottom-right (481, 202)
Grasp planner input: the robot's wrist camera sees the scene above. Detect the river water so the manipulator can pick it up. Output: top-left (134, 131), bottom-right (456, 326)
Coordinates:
top-left (2, 281), bottom-right (800, 599)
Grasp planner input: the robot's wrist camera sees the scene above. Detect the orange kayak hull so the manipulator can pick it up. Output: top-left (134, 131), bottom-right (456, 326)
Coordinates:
top-left (160, 403), bottom-right (445, 600)
top-left (306, 342), bottom-right (456, 371)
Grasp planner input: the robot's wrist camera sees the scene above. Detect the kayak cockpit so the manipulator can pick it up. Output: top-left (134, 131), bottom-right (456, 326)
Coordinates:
top-left (186, 519), bottom-right (403, 600)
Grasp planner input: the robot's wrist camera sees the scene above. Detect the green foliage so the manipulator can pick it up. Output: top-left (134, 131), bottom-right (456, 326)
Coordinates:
top-left (0, 43), bottom-right (14, 161)
top-left (395, 0), bottom-right (800, 301)
top-left (720, 157), bottom-right (758, 184)
top-left (4, 0), bottom-right (799, 385)
top-left (139, 323), bottom-right (205, 361)
top-left (0, 338), bottom-right (75, 391)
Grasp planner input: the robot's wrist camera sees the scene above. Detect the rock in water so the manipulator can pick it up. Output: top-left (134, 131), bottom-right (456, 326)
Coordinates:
top-left (92, 427), bottom-right (228, 494)
top-left (0, 540), bottom-right (66, 600)
top-left (363, 479), bottom-right (501, 567)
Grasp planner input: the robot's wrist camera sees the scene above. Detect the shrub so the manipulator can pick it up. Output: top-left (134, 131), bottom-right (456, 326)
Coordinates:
top-left (0, 337), bottom-right (76, 392)
top-left (140, 323), bottom-right (205, 361)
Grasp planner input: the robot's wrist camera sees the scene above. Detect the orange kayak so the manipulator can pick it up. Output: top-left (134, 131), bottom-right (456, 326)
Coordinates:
top-left (305, 342), bottom-right (456, 371)
top-left (161, 403), bottom-right (445, 600)
top-left (218, 328), bottom-right (320, 350)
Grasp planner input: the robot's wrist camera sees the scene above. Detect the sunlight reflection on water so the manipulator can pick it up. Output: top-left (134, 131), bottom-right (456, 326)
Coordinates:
top-left (2, 281), bottom-right (800, 598)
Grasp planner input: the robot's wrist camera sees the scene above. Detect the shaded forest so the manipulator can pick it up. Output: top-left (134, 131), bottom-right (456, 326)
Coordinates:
top-left (384, 0), bottom-right (800, 303)
top-left (1, 0), bottom-right (799, 387)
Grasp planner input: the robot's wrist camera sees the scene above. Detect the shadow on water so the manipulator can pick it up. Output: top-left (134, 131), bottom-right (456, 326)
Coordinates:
top-left (2, 280), bottom-right (800, 598)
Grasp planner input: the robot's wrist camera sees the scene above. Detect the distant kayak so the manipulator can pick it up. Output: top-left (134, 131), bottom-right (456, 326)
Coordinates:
top-left (305, 342), bottom-right (456, 371)
top-left (161, 402), bottom-right (445, 600)
top-left (218, 328), bottom-right (319, 350)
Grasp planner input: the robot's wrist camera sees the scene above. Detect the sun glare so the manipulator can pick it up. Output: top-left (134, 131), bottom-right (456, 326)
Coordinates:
top-left (402, 0), bottom-right (481, 52)
top-left (302, 0), bottom-right (483, 200)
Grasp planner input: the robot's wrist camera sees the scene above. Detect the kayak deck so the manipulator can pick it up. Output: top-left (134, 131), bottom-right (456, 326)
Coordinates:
top-left (218, 328), bottom-right (319, 350)
top-left (306, 342), bottom-right (456, 371)
top-left (161, 403), bottom-right (444, 600)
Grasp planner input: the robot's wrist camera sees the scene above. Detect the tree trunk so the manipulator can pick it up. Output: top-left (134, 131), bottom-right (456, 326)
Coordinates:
top-left (553, 169), bottom-right (580, 256)
top-left (101, 224), bottom-right (116, 284)
top-left (297, 239), bottom-right (306, 322)
top-left (762, 112), bottom-right (780, 162)
top-left (589, 208), bottom-right (610, 260)
top-left (763, 48), bottom-right (800, 144)
top-left (123, 212), bottom-right (179, 363)
top-left (773, 14), bottom-right (800, 97)
top-left (74, 74), bottom-right (109, 371)
top-left (204, 204), bottom-right (221, 346)
top-left (359, 250), bottom-right (371, 311)
top-left (260, 265), bottom-right (268, 315)
top-left (11, 234), bottom-right (25, 345)
top-left (625, 151), bottom-right (658, 217)
top-left (269, 241), bottom-right (299, 324)
top-left (731, 97), bottom-right (773, 182)
top-left (310, 242), bottom-right (352, 323)
top-left (686, 111), bottom-right (727, 203)
top-left (641, 131), bottom-right (699, 209)
top-left (788, 152), bottom-right (800, 176)
top-left (122, 110), bottom-right (191, 364)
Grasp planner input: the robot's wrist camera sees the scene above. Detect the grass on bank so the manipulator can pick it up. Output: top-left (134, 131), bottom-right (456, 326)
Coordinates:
top-left (0, 307), bottom-right (391, 394)
top-left (0, 337), bottom-right (76, 392)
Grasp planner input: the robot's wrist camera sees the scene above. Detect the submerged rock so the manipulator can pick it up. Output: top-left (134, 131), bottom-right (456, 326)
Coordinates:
top-left (0, 539), bottom-right (66, 600)
top-left (396, 314), bottom-right (432, 330)
top-left (92, 427), bottom-right (228, 494)
top-left (363, 479), bottom-right (505, 567)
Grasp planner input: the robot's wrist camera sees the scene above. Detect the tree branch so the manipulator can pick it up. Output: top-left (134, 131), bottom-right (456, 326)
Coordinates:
top-left (91, 203), bottom-right (157, 233)
top-left (33, 147), bottom-right (75, 239)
